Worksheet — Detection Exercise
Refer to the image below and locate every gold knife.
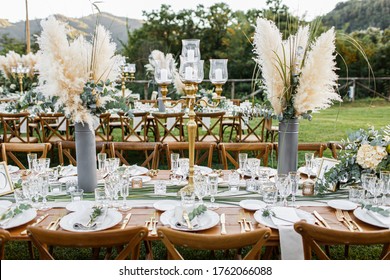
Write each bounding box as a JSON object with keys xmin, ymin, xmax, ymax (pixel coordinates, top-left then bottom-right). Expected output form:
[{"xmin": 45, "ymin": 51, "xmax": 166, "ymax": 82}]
[
  {"xmin": 220, "ymin": 213, "xmax": 227, "ymax": 235},
  {"xmin": 343, "ymin": 211, "xmax": 362, "ymax": 232},
  {"xmin": 121, "ymin": 213, "xmax": 132, "ymax": 229},
  {"xmin": 313, "ymin": 211, "xmax": 331, "ymax": 229},
  {"xmin": 21, "ymin": 214, "xmax": 49, "ymax": 235},
  {"xmin": 48, "ymin": 216, "xmax": 62, "ymax": 231}
]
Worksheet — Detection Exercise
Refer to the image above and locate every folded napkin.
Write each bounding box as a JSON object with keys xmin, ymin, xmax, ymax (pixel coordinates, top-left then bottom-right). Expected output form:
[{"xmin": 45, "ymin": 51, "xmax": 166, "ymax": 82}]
[
  {"xmin": 173, "ymin": 207, "xmax": 199, "ymax": 229},
  {"xmin": 271, "ymin": 207, "xmax": 304, "ymax": 260},
  {"xmin": 61, "ymin": 165, "xmax": 77, "ymax": 177},
  {"xmin": 366, "ymin": 208, "xmax": 390, "ymax": 228}
]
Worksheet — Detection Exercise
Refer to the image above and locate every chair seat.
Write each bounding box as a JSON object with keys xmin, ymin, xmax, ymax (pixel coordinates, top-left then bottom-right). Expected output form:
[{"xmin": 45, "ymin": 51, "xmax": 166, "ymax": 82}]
[
  {"xmin": 45, "ymin": 135, "xmax": 72, "ymax": 143},
  {"xmin": 95, "ymin": 135, "xmax": 113, "ymax": 142},
  {"xmin": 161, "ymin": 135, "xmax": 183, "ymax": 143},
  {"xmin": 124, "ymin": 135, "xmax": 148, "ymax": 142},
  {"xmin": 239, "ymin": 134, "xmax": 263, "ymax": 142},
  {"xmin": 199, "ymin": 135, "xmax": 219, "ymax": 143}
]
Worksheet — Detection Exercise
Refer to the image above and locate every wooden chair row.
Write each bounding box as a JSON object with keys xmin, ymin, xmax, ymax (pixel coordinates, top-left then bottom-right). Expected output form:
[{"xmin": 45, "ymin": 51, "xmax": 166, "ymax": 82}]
[{"xmin": 0, "ymin": 141, "xmax": 330, "ymax": 171}]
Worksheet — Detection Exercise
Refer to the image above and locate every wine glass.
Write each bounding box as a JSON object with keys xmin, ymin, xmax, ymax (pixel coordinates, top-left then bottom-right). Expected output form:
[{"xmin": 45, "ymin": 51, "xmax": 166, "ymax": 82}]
[
  {"xmin": 39, "ymin": 174, "xmax": 51, "ymax": 211},
  {"xmin": 370, "ymin": 179, "xmax": 384, "ymax": 206},
  {"xmin": 238, "ymin": 153, "xmax": 248, "ymax": 181},
  {"xmin": 361, "ymin": 173, "xmax": 377, "ymax": 203},
  {"xmin": 194, "ymin": 170, "xmax": 207, "ymax": 205},
  {"xmin": 178, "ymin": 158, "xmax": 189, "ymax": 181},
  {"xmin": 207, "ymin": 173, "xmax": 219, "ymax": 210},
  {"xmin": 170, "ymin": 153, "xmax": 180, "ymax": 184},
  {"xmin": 276, "ymin": 174, "xmax": 291, "ymax": 207},
  {"xmin": 380, "ymin": 171, "xmax": 390, "ymax": 205},
  {"xmin": 288, "ymin": 171, "xmax": 300, "ymax": 207},
  {"xmin": 119, "ymin": 175, "xmax": 130, "ymax": 211},
  {"xmin": 304, "ymin": 153, "xmax": 314, "ymax": 177},
  {"xmin": 247, "ymin": 158, "xmax": 260, "ymax": 181}
]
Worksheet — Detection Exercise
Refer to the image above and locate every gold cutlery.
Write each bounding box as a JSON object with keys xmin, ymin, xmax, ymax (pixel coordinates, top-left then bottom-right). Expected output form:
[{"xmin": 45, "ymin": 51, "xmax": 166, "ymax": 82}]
[
  {"xmin": 343, "ymin": 211, "xmax": 362, "ymax": 232},
  {"xmin": 121, "ymin": 213, "xmax": 132, "ymax": 229},
  {"xmin": 46, "ymin": 216, "xmax": 62, "ymax": 231},
  {"xmin": 335, "ymin": 209, "xmax": 354, "ymax": 231},
  {"xmin": 147, "ymin": 212, "xmax": 156, "ymax": 231},
  {"xmin": 246, "ymin": 213, "xmax": 254, "ymax": 231},
  {"xmin": 313, "ymin": 216, "xmax": 325, "ymax": 227},
  {"xmin": 150, "ymin": 219, "xmax": 158, "ymax": 236},
  {"xmin": 20, "ymin": 213, "xmax": 49, "ymax": 235},
  {"xmin": 182, "ymin": 210, "xmax": 193, "ymax": 230},
  {"xmin": 313, "ymin": 211, "xmax": 331, "ymax": 229},
  {"xmin": 239, "ymin": 210, "xmax": 250, "ymax": 232},
  {"xmin": 220, "ymin": 213, "xmax": 227, "ymax": 235}
]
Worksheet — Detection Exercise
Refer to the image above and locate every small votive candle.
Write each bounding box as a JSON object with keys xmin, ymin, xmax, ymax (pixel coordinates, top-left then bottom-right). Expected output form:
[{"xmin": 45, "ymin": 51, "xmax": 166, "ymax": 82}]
[
  {"xmin": 132, "ymin": 177, "xmax": 143, "ymax": 189},
  {"xmin": 71, "ymin": 189, "xmax": 84, "ymax": 202},
  {"xmin": 302, "ymin": 180, "xmax": 315, "ymax": 196}
]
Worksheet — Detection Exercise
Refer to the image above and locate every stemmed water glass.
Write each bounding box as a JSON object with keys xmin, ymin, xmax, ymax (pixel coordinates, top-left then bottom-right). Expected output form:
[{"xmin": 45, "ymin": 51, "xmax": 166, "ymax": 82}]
[
  {"xmin": 361, "ymin": 173, "xmax": 377, "ymax": 203},
  {"xmin": 39, "ymin": 174, "xmax": 51, "ymax": 211},
  {"xmin": 238, "ymin": 153, "xmax": 248, "ymax": 181},
  {"xmin": 194, "ymin": 170, "xmax": 207, "ymax": 205},
  {"xmin": 178, "ymin": 158, "xmax": 189, "ymax": 181},
  {"xmin": 119, "ymin": 174, "xmax": 131, "ymax": 211},
  {"xmin": 207, "ymin": 173, "xmax": 219, "ymax": 210},
  {"xmin": 247, "ymin": 158, "xmax": 260, "ymax": 181},
  {"xmin": 275, "ymin": 174, "xmax": 291, "ymax": 207},
  {"xmin": 288, "ymin": 171, "xmax": 300, "ymax": 207},
  {"xmin": 304, "ymin": 153, "xmax": 314, "ymax": 177},
  {"xmin": 380, "ymin": 171, "xmax": 390, "ymax": 205},
  {"xmin": 170, "ymin": 153, "xmax": 180, "ymax": 184},
  {"xmin": 369, "ymin": 179, "xmax": 384, "ymax": 206}
]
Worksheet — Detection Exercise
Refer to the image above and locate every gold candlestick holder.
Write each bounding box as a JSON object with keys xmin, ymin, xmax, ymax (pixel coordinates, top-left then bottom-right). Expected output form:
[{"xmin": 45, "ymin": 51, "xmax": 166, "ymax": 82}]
[{"xmin": 11, "ymin": 64, "xmax": 29, "ymax": 94}]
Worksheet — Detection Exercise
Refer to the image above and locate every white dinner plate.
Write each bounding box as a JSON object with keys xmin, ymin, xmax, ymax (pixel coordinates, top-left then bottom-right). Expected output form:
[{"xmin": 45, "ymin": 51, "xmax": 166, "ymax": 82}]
[
  {"xmin": 353, "ymin": 207, "xmax": 390, "ymax": 229},
  {"xmin": 60, "ymin": 209, "xmax": 122, "ymax": 232},
  {"xmin": 153, "ymin": 200, "xmax": 181, "ymax": 211},
  {"xmin": 0, "ymin": 207, "xmax": 37, "ymax": 229},
  {"xmin": 254, "ymin": 207, "xmax": 315, "ymax": 229},
  {"xmin": 176, "ymin": 166, "xmax": 213, "ymax": 176},
  {"xmin": 160, "ymin": 209, "xmax": 219, "ymax": 232},
  {"xmin": 59, "ymin": 176, "xmax": 78, "ymax": 183},
  {"xmin": 7, "ymin": 165, "xmax": 20, "ymax": 174},
  {"xmin": 239, "ymin": 200, "xmax": 266, "ymax": 211},
  {"xmin": 66, "ymin": 201, "xmax": 95, "ymax": 212},
  {"xmin": 0, "ymin": 200, "xmax": 12, "ymax": 209},
  {"xmin": 131, "ymin": 176, "xmax": 151, "ymax": 183},
  {"xmin": 128, "ymin": 166, "xmax": 148, "ymax": 176},
  {"xmin": 327, "ymin": 200, "xmax": 357, "ymax": 211}
]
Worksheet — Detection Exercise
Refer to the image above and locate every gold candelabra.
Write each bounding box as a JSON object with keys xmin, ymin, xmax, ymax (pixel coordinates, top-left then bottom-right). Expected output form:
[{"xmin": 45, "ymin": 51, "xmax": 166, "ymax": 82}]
[
  {"xmin": 11, "ymin": 63, "xmax": 30, "ymax": 94},
  {"xmin": 120, "ymin": 63, "xmax": 136, "ymax": 97}
]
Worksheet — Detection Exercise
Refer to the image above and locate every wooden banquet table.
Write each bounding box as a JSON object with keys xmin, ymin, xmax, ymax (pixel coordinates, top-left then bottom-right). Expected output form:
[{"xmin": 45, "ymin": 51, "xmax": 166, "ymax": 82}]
[{"xmin": 3, "ymin": 170, "xmax": 385, "ymax": 246}]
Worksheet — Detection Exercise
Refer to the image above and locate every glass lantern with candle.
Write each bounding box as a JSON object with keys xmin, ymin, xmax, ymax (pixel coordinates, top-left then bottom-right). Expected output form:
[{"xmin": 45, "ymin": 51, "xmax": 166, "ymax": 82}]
[
  {"xmin": 210, "ymin": 59, "xmax": 228, "ymax": 97},
  {"xmin": 181, "ymin": 39, "xmax": 200, "ymax": 62},
  {"xmin": 154, "ymin": 58, "xmax": 174, "ymax": 100}
]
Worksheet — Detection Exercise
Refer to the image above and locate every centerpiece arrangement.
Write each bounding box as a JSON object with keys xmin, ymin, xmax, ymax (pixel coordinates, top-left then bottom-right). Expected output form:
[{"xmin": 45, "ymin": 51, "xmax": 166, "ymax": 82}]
[
  {"xmin": 36, "ymin": 16, "xmax": 123, "ymax": 192},
  {"xmin": 253, "ymin": 18, "xmax": 342, "ymax": 173}
]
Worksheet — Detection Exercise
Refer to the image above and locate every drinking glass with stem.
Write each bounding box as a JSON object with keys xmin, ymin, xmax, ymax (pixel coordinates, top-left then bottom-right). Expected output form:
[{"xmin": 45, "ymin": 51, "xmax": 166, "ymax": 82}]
[
  {"xmin": 380, "ymin": 171, "xmax": 390, "ymax": 205},
  {"xmin": 170, "ymin": 153, "xmax": 180, "ymax": 184},
  {"xmin": 288, "ymin": 171, "xmax": 300, "ymax": 207},
  {"xmin": 39, "ymin": 174, "xmax": 51, "ymax": 211},
  {"xmin": 304, "ymin": 153, "xmax": 314, "ymax": 177},
  {"xmin": 207, "ymin": 173, "xmax": 219, "ymax": 210},
  {"xmin": 238, "ymin": 153, "xmax": 248, "ymax": 182},
  {"xmin": 275, "ymin": 174, "xmax": 291, "ymax": 207},
  {"xmin": 119, "ymin": 174, "xmax": 131, "ymax": 211},
  {"xmin": 194, "ymin": 170, "xmax": 207, "ymax": 205}
]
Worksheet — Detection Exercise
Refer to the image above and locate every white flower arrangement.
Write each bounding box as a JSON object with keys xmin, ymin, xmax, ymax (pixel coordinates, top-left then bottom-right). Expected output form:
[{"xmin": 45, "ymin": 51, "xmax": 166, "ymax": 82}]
[
  {"xmin": 356, "ymin": 144, "xmax": 387, "ymax": 170},
  {"xmin": 253, "ymin": 18, "xmax": 342, "ymax": 120},
  {"xmin": 36, "ymin": 16, "xmax": 123, "ymax": 129}
]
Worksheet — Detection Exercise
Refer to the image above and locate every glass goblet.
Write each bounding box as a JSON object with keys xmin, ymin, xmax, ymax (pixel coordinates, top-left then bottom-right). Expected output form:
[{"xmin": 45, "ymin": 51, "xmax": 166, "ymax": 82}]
[
  {"xmin": 288, "ymin": 171, "xmax": 300, "ymax": 207},
  {"xmin": 275, "ymin": 174, "xmax": 291, "ymax": 207},
  {"xmin": 207, "ymin": 173, "xmax": 219, "ymax": 210}
]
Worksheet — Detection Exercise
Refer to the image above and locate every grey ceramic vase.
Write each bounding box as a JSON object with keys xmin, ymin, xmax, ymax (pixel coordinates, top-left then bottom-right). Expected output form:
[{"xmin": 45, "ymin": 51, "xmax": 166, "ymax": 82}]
[
  {"xmin": 75, "ymin": 122, "xmax": 97, "ymax": 192},
  {"xmin": 277, "ymin": 119, "xmax": 299, "ymax": 174}
]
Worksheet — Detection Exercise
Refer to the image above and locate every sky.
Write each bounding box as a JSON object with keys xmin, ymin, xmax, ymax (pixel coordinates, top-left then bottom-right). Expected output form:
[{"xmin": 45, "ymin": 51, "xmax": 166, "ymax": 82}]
[{"xmin": 0, "ymin": 0, "xmax": 346, "ymax": 22}]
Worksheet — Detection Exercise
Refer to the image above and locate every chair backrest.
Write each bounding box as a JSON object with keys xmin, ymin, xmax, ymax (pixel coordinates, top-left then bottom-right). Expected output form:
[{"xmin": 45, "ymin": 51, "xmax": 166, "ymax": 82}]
[
  {"xmin": 0, "ymin": 229, "xmax": 11, "ymax": 260},
  {"xmin": 219, "ymin": 142, "xmax": 273, "ymax": 169},
  {"xmin": 109, "ymin": 142, "xmax": 161, "ymax": 170},
  {"xmin": 27, "ymin": 226, "xmax": 148, "ymax": 260},
  {"xmin": 195, "ymin": 111, "xmax": 225, "ymax": 143},
  {"xmin": 327, "ymin": 141, "xmax": 344, "ymax": 159},
  {"xmin": 294, "ymin": 220, "xmax": 390, "ymax": 260},
  {"xmin": 237, "ymin": 114, "xmax": 266, "ymax": 143},
  {"xmin": 95, "ymin": 113, "xmax": 111, "ymax": 142},
  {"xmin": 0, "ymin": 112, "xmax": 36, "ymax": 143},
  {"xmin": 1, "ymin": 143, "xmax": 51, "ymax": 169},
  {"xmin": 152, "ymin": 112, "xmax": 185, "ymax": 143},
  {"xmin": 119, "ymin": 112, "xmax": 148, "ymax": 142},
  {"xmin": 158, "ymin": 227, "xmax": 271, "ymax": 260},
  {"xmin": 273, "ymin": 142, "xmax": 327, "ymax": 160},
  {"xmin": 38, "ymin": 113, "xmax": 71, "ymax": 143},
  {"xmin": 57, "ymin": 141, "xmax": 108, "ymax": 166},
  {"xmin": 165, "ymin": 142, "xmax": 217, "ymax": 168}
]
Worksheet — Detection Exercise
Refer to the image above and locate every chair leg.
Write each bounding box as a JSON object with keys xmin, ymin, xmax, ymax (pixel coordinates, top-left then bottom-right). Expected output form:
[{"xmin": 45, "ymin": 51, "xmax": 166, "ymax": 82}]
[
  {"xmin": 28, "ymin": 241, "xmax": 35, "ymax": 259},
  {"xmin": 144, "ymin": 240, "xmax": 154, "ymax": 260}
]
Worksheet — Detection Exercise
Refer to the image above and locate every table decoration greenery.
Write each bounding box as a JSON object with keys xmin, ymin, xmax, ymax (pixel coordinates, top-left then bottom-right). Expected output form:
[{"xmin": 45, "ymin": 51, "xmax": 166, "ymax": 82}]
[
  {"xmin": 188, "ymin": 204, "xmax": 207, "ymax": 220},
  {"xmin": 0, "ymin": 203, "xmax": 32, "ymax": 222}
]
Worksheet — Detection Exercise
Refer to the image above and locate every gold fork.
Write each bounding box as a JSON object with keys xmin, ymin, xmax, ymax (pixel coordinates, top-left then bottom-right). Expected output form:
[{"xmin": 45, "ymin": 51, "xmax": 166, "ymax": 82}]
[
  {"xmin": 239, "ymin": 210, "xmax": 250, "ymax": 232},
  {"xmin": 343, "ymin": 211, "xmax": 363, "ymax": 232},
  {"xmin": 335, "ymin": 209, "xmax": 354, "ymax": 231},
  {"xmin": 245, "ymin": 213, "xmax": 254, "ymax": 231}
]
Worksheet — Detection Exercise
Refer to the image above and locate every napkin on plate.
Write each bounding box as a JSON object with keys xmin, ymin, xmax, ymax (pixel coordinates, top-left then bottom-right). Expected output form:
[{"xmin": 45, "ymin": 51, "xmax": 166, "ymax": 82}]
[
  {"xmin": 173, "ymin": 207, "xmax": 199, "ymax": 229},
  {"xmin": 366, "ymin": 208, "xmax": 390, "ymax": 228},
  {"xmin": 60, "ymin": 165, "xmax": 77, "ymax": 177},
  {"xmin": 270, "ymin": 207, "xmax": 304, "ymax": 260}
]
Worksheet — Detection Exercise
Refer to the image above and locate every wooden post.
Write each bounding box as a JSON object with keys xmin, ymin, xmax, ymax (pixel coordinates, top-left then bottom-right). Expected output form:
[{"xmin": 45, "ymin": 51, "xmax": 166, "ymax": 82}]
[
  {"xmin": 25, "ymin": 0, "xmax": 31, "ymax": 54},
  {"xmin": 144, "ymin": 83, "xmax": 148, "ymax": 100},
  {"xmin": 231, "ymin": 81, "xmax": 235, "ymax": 99}
]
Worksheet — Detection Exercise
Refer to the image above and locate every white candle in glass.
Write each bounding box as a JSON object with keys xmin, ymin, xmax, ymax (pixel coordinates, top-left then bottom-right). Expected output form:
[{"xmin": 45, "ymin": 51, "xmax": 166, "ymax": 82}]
[
  {"xmin": 187, "ymin": 50, "xmax": 195, "ymax": 62},
  {"xmin": 215, "ymin": 69, "xmax": 223, "ymax": 81},
  {"xmin": 185, "ymin": 66, "xmax": 193, "ymax": 80},
  {"xmin": 160, "ymin": 68, "xmax": 168, "ymax": 82}
]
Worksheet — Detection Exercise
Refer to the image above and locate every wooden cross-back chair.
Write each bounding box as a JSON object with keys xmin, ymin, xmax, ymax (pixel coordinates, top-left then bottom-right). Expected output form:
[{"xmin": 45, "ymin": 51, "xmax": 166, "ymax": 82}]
[
  {"xmin": 219, "ymin": 142, "xmax": 273, "ymax": 169},
  {"xmin": 264, "ymin": 118, "xmax": 279, "ymax": 142},
  {"xmin": 273, "ymin": 142, "xmax": 328, "ymax": 159},
  {"xmin": 152, "ymin": 112, "xmax": 185, "ymax": 143},
  {"xmin": 0, "ymin": 112, "xmax": 39, "ymax": 143},
  {"xmin": 327, "ymin": 141, "xmax": 344, "ymax": 159},
  {"xmin": 109, "ymin": 142, "xmax": 161, "ymax": 170},
  {"xmin": 95, "ymin": 113, "xmax": 112, "ymax": 142},
  {"xmin": 1, "ymin": 143, "xmax": 51, "ymax": 169},
  {"xmin": 119, "ymin": 111, "xmax": 149, "ymax": 142},
  {"xmin": 38, "ymin": 113, "xmax": 72, "ymax": 144},
  {"xmin": 158, "ymin": 227, "xmax": 271, "ymax": 260},
  {"xmin": 27, "ymin": 226, "xmax": 148, "ymax": 260},
  {"xmin": 165, "ymin": 142, "xmax": 217, "ymax": 169},
  {"xmin": 294, "ymin": 220, "xmax": 390, "ymax": 260},
  {"xmin": 195, "ymin": 111, "xmax": 225, "ymax": 143},
  {"xmin": 237, "ymin": 114, "xmax": 266, "ymax": 143},
  {"xmin": 57, "ymin": 141, "xmax": 109, "ymax": 166},
  {"xmin": 0, "ymin": 229, "xmax": 11, "ymax": 260}
]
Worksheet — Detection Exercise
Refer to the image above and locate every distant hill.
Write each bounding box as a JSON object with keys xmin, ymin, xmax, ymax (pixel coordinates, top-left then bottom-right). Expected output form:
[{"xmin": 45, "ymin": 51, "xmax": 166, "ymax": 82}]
[
  {"xmin": 0, "ymin": 12, "xmax": 143, "ymax": 48},
  {"xmin": 322, "ymin": 0, "xmax": 390, "ymax": 32}
]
